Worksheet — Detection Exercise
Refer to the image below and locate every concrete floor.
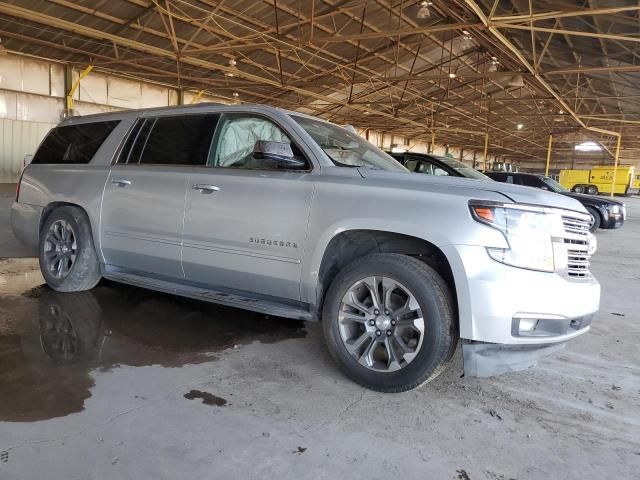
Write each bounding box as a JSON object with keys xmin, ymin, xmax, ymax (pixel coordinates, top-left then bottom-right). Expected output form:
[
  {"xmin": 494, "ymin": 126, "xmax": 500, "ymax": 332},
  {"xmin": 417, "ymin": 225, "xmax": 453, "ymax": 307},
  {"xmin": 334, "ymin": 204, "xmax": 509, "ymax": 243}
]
[{"xmin": 0, "ymin": 198, "xmax": 639, "ymax": 480}]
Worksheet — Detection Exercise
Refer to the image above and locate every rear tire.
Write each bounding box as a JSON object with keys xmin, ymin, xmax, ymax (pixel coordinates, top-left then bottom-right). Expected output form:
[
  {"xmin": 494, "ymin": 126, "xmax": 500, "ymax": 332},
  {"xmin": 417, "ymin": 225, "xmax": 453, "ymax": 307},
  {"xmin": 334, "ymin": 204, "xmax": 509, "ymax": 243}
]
[
  {"xmin": 586, "ymin": 206, "xmax": 601, "ymax": 232},
  {"xmin": 39, "ymin": 206, "xmax": 101, "ymax": 292},
  {"xmin": 586, "ymin": 185, "xmax": 598, "ymax": 195},
  {"xmin": 322, "ymin": 253, "xmax": 457, "ymax": 393},
  {"xmin": 573, "ymin": 184, "xmax": 586, "ymax": 194}
]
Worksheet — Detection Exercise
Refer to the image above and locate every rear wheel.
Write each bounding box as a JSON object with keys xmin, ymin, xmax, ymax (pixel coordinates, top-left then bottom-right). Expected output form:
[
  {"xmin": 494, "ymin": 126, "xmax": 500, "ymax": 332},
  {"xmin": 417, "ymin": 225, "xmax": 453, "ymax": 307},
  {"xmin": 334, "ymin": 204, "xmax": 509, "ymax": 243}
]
[
  {"xmin": 39, "ymin": 206, "xmax": 101, "ymax": 292},
  {"xmin": 586, "ymin": 206, "xmax": 601, "ymax": 232},
  {"xmin": 586, "ymin": 185, "xmax": 599, "ymax": 195},
  {"xmin": 322, "ymin": 253, "xmax": 457, "ymax": 393},
  {"xmin": 573, "ymin": 184, "xmax": 586, "ymax": 194}
]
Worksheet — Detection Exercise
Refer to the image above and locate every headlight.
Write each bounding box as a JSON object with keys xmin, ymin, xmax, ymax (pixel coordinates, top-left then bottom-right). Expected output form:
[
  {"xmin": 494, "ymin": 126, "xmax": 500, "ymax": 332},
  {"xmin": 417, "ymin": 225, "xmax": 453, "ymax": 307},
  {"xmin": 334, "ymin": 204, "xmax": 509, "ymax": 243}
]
[
  {"xmin": 469, "ymin": 201, "xmax": 564, "ymax": 272},
  {"xmin": 609, "ymin": 204, "xmax": 620, "ymax": 214}
]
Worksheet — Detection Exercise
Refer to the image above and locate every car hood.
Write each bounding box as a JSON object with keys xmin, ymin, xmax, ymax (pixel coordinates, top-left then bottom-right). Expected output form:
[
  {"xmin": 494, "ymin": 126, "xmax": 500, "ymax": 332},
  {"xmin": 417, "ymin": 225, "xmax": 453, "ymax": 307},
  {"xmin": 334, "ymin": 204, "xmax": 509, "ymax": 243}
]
[
  {"xmin": 561, "ymin": 191, "xmax": 622, "ymax": 206},
  {"xmin": 358, "ymin": 168, "xmax": 587, "ymax": 213}
]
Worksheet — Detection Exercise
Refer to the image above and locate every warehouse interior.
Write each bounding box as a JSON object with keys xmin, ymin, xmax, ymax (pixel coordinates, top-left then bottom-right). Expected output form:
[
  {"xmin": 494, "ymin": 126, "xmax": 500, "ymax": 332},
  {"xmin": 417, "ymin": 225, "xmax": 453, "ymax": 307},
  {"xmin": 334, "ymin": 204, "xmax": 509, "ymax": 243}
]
[{"xmin": 1, "ymin": 1, "xmax": 639, "ymax": 479}]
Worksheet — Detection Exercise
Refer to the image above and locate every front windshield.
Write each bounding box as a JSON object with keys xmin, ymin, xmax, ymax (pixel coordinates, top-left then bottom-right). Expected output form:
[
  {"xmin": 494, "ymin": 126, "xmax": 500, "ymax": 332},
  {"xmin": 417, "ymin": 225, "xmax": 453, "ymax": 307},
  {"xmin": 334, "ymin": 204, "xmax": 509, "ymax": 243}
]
[
  {"xmin": 435, "ymin": 156, "xmax": 491, "ymax": 180},
  {"xmin": 291, "ymin": 115, "xmax": 407, "ymax": 172},
  {"xmin": 542, "ymin": 176, "xmax": 569, "ymax": 193}
]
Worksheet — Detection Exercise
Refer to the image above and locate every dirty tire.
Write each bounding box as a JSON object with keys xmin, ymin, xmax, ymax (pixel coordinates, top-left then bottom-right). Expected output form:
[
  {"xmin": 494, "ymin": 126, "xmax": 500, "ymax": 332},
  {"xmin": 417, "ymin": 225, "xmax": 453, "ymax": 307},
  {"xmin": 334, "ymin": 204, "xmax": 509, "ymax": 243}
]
[
  {"xmin": 322, "ymin": 253, "xmax": 457, "ymax": 393},
  {"xmin": 586, "ymin": 206, "xmax": 601, "ymax": 233},
  {"xmin": 39, "ymin": 206, "xmax": 101, "ymax": 292}
]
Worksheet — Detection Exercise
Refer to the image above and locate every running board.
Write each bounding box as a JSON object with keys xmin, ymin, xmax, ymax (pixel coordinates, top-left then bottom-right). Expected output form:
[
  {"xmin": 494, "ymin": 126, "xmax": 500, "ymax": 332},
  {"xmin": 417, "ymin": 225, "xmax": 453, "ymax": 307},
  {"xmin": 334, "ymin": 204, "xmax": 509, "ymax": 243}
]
[{"xmin": 103, "ymin": 271, "xmax": 314, "ymax": 321}]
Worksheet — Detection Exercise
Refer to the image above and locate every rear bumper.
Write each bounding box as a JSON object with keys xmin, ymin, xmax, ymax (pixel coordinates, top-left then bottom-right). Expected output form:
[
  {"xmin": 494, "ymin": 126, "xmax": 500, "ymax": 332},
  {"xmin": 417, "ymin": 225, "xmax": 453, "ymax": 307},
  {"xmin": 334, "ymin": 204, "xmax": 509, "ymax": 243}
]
[{"xmin": 10, "ymin": 202, "xmax": 42, "ymax": 255}]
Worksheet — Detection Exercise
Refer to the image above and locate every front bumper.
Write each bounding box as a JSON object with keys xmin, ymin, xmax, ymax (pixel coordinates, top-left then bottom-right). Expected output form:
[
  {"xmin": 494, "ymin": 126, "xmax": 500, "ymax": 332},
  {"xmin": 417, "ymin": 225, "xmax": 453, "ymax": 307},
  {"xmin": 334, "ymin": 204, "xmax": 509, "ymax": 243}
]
[
  {"xmin": 442, "ymin": 244, "xmax": 600, "ymax": 346},
  {"xmin": 601, "ymin": 211, "xmax": 624, "ymax": 229},
  {"xmin": 462, "ymin": 342, "xmax": 566, "ymax": 378}
]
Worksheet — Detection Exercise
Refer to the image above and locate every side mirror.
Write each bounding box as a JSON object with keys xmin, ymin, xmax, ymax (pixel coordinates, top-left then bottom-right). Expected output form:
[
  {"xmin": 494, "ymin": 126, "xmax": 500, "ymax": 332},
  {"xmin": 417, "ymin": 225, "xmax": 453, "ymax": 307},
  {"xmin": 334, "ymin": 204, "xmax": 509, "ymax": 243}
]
[
  {"xmin": 541, "ymin": 186, "xmax": 549, "ymax": 190},
  {"xmin": 252, "ymin": 140, "xmax": 306, "ymax": 169},
  {"xmin": 23, "ymin": 154, "xmax": 33, "ymax": 167}
]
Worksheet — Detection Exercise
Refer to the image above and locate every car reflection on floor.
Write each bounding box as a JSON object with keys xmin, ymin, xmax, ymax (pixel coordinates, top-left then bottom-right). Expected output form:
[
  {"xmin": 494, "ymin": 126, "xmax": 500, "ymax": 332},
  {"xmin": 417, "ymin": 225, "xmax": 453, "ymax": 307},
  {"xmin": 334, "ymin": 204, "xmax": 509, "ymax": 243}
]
[{"xmin": 0, "ymin": 277, "xmax": 306, "ymax": 422}]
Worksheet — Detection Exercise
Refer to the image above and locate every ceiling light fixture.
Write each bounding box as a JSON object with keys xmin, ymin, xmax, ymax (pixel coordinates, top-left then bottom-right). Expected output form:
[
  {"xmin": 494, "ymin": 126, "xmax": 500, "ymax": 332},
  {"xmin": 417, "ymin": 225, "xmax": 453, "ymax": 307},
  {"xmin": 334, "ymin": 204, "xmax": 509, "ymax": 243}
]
[
  {"xmin": 232, "ymin": 92, "xmax": 239, "ymax": 98},
  {"xmin": 575, "ymin": 141, "xmax": 602, "ymax": 152},
  {"xmin": 228, "ymin": 58, "xmax": 237, "ymax": 67},
  {"xmin": 448, "ymin": 72, "xmax": 456, "ymax": 79},
  {"xmin": 517, "ymin": 123, "xmax": 524, "ymax": 130},
  {"xmin": 416, "ymin": 1, "xmax": 433, "ymax": 19}
]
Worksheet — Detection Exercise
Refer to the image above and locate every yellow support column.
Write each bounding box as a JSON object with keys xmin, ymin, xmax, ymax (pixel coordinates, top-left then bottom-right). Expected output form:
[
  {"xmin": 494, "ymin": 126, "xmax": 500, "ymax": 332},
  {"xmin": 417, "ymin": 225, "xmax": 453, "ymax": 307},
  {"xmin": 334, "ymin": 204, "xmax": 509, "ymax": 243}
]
[
  {"xmin": 545, "ymin": 134, "xmax": 553, "ymax": 176},
  {"xmin": 482, "ymin": 132, "xmax": 489, "ymax": 172},
  {"xmin": 610, "ymin": 135, "xmax": 622, "ymax": 198},
  {"xmin": 190, "ymin": 90, "xmax": 205, "ymax": 104},
  {"xmin": 66, "ymin": 65, "xmax": 93, "ymax": 112}
]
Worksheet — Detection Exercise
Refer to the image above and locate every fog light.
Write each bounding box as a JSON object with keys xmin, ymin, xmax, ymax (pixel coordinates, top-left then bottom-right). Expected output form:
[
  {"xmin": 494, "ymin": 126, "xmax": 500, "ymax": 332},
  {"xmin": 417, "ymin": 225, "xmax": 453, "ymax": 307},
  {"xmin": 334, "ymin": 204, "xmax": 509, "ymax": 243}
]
[{"xmin": 519, "ymin": 318, "xmax": 538, "ymax": 334}]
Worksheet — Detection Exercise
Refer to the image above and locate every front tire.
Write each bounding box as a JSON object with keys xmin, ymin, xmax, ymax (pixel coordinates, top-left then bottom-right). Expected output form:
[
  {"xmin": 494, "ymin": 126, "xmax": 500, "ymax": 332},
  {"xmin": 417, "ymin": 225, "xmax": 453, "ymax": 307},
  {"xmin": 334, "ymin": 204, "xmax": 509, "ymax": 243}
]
[
  {"xmin": 586, "ymin": 185, "xmax": 598, "ymax": 195},
  {"xmin": 322, "ymin": 253, "xmax": 457, "ymax": 393},
  {"xmin": 573, "ymin": 184, "xmax": 586, "ymax": 194},
  {"xmin": 39, "ymin": 206, "xmax": 101, "ymax": 292},
  {"xmin": 586, "ymin": 206, "xmax": 601, "ymax": 232}
]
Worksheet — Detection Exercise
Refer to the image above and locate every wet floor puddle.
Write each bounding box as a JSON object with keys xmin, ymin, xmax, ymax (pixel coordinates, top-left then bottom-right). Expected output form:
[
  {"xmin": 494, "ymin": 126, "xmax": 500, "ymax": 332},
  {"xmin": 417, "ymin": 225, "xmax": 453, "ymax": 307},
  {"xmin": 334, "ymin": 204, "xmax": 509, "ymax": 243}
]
[
  {"xmin": 184, "ymin": 389, "xmax": 228, "ymax": 407},
  {"xmin": 0, "ymin": 258, "xmax": 306, "ymax": 422}
]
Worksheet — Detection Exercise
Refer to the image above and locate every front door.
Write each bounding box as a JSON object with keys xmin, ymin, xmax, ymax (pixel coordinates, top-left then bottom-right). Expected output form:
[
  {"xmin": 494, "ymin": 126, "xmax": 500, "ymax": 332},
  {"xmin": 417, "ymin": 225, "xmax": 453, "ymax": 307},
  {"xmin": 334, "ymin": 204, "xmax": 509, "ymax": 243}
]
[
  {"xmin": 100, "ymin": 113, "xmax": 218, "ymax": 278},
  {"xmin": 181, "ymin": 113, "xmax": 315, "ymax": 301}
]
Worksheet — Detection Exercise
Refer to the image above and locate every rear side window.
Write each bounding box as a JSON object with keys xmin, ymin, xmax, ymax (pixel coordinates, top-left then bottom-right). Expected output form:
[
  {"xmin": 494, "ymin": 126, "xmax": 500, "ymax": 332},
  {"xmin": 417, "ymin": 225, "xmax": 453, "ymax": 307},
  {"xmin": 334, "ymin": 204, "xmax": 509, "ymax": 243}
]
[
  {"xmin": 517, "ymin": 175, "xmax": 542, "ymax": 188},
  {"xmin": 31, "ymin": 121, "xmax": 119, "ymax": 164},
  {"xmin": 119, "ymin": 118, "xmax": 154, "ymax": 164},
  {"xmin": 137, "ymin": 114, "xmax": 218, "ymax": 166}
]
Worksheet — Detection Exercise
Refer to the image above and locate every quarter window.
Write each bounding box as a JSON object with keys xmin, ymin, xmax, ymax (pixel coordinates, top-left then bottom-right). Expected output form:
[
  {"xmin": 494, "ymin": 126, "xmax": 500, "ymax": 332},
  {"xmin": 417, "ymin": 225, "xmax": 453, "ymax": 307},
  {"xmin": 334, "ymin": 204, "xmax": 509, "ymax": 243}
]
[
  {"xmin": 32, "ymin": 120, "xmax": 119, "ymax": 164},
  {"xmin": 137, "ymin": 114, "xmax": 218, "ymax": 166}
]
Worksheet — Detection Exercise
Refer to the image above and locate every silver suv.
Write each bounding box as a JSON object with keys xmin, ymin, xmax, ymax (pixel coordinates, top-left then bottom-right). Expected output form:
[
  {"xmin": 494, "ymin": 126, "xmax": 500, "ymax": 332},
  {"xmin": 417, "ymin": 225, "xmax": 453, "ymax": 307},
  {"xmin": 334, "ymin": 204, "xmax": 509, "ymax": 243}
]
[{"xmin": 11, "ymin": 104, "xmax": 600, "ymax": 392}]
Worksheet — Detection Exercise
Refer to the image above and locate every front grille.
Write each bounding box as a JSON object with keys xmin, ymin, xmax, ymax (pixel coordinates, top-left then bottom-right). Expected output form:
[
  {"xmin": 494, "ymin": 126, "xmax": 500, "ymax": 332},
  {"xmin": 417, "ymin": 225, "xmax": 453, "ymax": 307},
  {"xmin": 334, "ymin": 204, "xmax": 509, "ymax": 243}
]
[{"xmin": 561, "ymin": 215, "xmax": 592, "ymax": 279}]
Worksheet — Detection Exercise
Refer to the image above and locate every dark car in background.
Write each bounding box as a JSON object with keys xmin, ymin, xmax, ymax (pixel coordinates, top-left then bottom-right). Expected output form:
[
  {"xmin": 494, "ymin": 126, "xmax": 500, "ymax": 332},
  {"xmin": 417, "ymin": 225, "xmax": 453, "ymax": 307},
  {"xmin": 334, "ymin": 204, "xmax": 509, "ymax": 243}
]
[
  {"xmin": 389, "ymin": 152, "xmax": 491, "ymax": 181},
  {"xmin": 485, "ymin": 172, "xmax": 625, "ymax": 232}
]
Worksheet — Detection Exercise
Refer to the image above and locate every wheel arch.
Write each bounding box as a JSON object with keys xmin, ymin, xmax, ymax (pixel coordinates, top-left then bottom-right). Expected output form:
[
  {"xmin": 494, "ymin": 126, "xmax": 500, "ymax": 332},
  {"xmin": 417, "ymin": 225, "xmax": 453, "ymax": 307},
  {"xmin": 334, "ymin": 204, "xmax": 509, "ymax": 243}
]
[
  {"xmin": 313, "ymin": 229, "xmax": 458, "ymax": 325},
  {"xmin": 40, "ymin": 202, "xmax": 98, "ymax": 249}
]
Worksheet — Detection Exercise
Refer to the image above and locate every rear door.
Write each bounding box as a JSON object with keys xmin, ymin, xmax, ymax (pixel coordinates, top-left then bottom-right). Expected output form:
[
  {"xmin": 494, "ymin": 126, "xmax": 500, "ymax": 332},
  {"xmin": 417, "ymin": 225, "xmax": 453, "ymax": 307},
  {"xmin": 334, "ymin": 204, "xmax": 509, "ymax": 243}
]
[
  {"xmin": 100, "ymin": 113, "xmax": 218, "ymax": 278},
  {"xmin": 181, "ymin": 112, "xmax": 315, "ymax": 301}
]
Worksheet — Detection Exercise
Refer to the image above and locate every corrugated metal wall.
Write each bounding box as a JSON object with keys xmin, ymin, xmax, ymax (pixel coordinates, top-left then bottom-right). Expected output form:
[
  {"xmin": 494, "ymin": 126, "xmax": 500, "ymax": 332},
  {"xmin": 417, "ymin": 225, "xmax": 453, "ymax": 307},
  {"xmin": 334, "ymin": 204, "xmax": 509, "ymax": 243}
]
[
  {"xmin": 0, "ymin": 53, "xmax": 190, "ymax": 183},
  {"xmin": 0, "ymin": 118, "xmax": 54, "ymax": 183}
]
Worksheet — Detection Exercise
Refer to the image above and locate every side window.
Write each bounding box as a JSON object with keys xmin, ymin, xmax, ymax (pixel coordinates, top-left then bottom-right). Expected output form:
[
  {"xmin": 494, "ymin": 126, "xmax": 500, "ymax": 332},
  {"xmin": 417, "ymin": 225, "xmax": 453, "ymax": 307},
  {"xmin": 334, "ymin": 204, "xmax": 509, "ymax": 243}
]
[
  {"xmin": 518, "ymin": 175, "xmax": 540, "ymax": 188},
  {"xmin": 506, "ymin": 175, "xmax": 514, "ymax": 184},
  {"xmin": 32, "ymin": 120, "xmax": 120, "ymax": 164},
  {"xmin": 211, "ymin": 114, "xmax": 306, "ymax": 170},
  {"xmin": 138, "ymin": 114, "xmax": 218, "ymax": 166},
  {"xmin": 404, "ymin": 159, "xmax": 418, "ymax": 172},
  {"xmin": 415, "ymin": 161, "xmax": 434, "ymax": 175},
  {"xmin": 433, "ymin": 166, "xmax": 450, "ymax": 176},
  {"xmin": 117, "ymin": 119, "xmax": 144, "ymax": 164}
]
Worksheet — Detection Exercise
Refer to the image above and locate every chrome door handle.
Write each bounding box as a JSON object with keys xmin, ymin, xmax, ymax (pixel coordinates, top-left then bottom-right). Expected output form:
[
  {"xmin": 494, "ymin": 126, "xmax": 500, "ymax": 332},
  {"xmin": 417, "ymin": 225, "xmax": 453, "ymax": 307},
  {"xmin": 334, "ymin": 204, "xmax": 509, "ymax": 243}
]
[
  {"xmin": 111, "ymin": 179, "xmax": 131, "ymax": 187},
  {"xmin": 192, "ymin": 184, "xmax": 220, "ymax": 193}
]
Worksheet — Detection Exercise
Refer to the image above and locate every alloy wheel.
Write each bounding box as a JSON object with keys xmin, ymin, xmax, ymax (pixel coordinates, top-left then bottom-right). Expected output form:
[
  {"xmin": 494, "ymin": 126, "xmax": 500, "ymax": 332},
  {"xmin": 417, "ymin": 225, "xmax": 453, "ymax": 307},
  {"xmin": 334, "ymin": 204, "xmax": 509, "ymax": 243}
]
[
  {"xmin": 43, "ymin": 220, "xmax": 78, "ymax": 279},
  {"xmin": 337, "ymin": 276, "xmax": 425, "ymax": 372}
]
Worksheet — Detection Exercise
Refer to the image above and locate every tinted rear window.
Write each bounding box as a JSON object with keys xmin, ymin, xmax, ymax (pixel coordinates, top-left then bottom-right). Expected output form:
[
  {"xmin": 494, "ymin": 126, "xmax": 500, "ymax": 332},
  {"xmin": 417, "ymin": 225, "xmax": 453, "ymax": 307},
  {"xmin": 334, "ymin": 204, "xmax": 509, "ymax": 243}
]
[
  {"xmin": 138, "ymin": 114, "xmax": 218, "ymax": 166},
  {"xmin": 32, "ymin": 121, "xmax": 120, "ymax": 164}
]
